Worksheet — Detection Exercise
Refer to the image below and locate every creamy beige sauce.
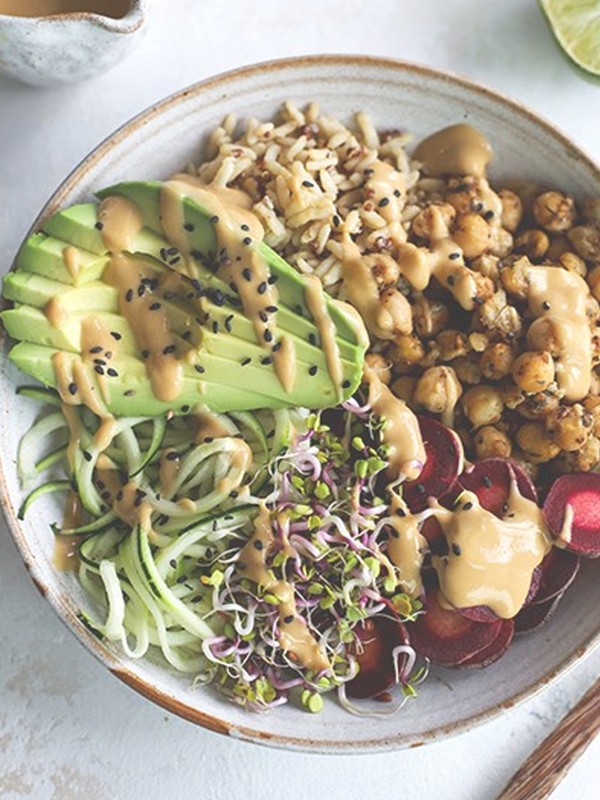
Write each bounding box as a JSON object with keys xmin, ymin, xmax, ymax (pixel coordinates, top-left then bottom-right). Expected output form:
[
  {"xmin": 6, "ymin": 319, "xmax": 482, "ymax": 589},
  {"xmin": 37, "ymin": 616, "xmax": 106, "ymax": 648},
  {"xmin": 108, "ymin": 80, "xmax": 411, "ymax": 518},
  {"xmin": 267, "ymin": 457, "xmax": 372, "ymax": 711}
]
[
  {"xmin": 432, "ymin": 486, "xmax": 552, "ymax": 619},
  {"xmin": 93, "ymin": 415, "xmax": 117, "ymax": 451},
  {"xmin": 53, "ymin": 353, "xmax": 106, "ymax": 416},
  {"xmin": 339, "ymin": 234, "xmax": 391, "ymax": 340},
  {"xmin": 237, "ymin": 505, "xmax": 329, "ymax": 672},
  {"xmin": 98, "ymin": 195, "xmax": 144, "ymax": 253},
  {"xmin": 53, "ymin": 490, "xmax": 84, "ymax": 571},
  {"xmin": 0, "ymin": 0, "xmax": 130, "ymax": 16},
  {"xmin": 397, "ymin": 206, "xmax": 478, "ymax": 310},
  {"xmin": 215, "ymin": 441, "xmax": 253, "ymax": 496},
  {"xmin": 526, "ymin": 266, "xmax": 592, "ymax": 402},
  {"xmin": 386, "ymin": 494, "xmax": 426, "ymax": 597},
  {"xmin": 194, "ymin": 410, "xmax": 233, "ymax": 442},
  {"xmin": 101, "ymin": 474, "xmax": 151, "ymax": 528},
  {"xmin": 437, "ymin": 366, "xmax": 463, "ymax": 428},
  {"xmin": 62, "ymin": 245, "xmax": 81, "ymax": 282},
  {"xmin": 80, "ymin": 314, "xmax": 117, "ymax": 358},
  {"xmin": 414, "ymin": 124, "xmax": 493, "ymax": 178},
  {"xmin": 103, "ymin": 254, "xmax": 183, "ymax": 402},
  {"xmin": 159, "ymin": 449, "xmax": 181, "ymax": 496},
  {"xmin": 363, "ymin": 364, "xmax": 425, "ymax": 481},
  {"xmin": 44, "ymin": 295, "xmax": 67, "ymax": 328},
  {"xmin": 304, "ymin": 275, "xmax": 343, "ymax": 397}
]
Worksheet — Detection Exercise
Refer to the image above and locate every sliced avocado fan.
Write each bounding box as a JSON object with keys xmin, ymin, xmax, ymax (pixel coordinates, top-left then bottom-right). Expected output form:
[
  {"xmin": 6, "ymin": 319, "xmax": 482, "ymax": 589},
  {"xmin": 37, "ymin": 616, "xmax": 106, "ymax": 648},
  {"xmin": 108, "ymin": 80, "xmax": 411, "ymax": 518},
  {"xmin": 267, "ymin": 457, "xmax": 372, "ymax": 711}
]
[{"xmin": 2, "ymin": 180, "xmax": 368, "ymax": 417}]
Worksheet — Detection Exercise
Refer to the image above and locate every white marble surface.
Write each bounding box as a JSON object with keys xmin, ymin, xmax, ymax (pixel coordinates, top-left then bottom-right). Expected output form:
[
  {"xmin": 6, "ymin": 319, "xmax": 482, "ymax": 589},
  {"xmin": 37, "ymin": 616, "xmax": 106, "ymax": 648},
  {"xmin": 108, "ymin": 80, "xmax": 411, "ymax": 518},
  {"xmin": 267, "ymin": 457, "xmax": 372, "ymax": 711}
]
[{"xmin": 1, "ymin": 1, "xmax": 600, "ymax": 798}]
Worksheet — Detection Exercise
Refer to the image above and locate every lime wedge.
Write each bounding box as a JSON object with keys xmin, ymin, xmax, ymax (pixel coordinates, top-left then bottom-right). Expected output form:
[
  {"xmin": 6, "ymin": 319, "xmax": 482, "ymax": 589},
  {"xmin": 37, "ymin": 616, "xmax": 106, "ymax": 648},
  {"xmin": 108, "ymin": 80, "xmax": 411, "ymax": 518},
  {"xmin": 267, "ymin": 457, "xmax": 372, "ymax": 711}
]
[{"xmin": 539, "ymin": 0, "xmax": 600, "ymax": 76}]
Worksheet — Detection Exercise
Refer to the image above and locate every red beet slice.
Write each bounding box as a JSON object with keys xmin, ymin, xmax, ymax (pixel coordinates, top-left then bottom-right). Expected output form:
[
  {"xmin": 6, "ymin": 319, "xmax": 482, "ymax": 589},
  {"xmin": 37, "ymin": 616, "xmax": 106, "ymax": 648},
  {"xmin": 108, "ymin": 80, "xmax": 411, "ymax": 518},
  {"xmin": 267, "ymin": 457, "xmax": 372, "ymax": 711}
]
[
  {"xmin": 458, "ymin": 620, "xmax": 515, "ymax": 668},
  {"xmin": 420, "ymin": 516, "xmax": 446, "ymax": 554},
  {"xmin": 543, "ymin": 473, "xmax": 600, "ymax": 557},
  {"xmin": 402, "ymin": 417, "xmax": 464, "ymax": 512},
  {"xmin": 515, "ymin": 595, "xmax": 562, "ymax": 634},
  {"xmin": 409, "ymin": 589, "xmax": 503, "ymax": 667},
  {"xmin": 346, "ymin": 614, "xmax": 410, "ymax": 699},
  {"xmin": 531, "ymin": 549, "xmax": 580, "ymax": 605},
  {"xmin": 458, "ymin": 458, "xmax": 537, "ymax": 518}
]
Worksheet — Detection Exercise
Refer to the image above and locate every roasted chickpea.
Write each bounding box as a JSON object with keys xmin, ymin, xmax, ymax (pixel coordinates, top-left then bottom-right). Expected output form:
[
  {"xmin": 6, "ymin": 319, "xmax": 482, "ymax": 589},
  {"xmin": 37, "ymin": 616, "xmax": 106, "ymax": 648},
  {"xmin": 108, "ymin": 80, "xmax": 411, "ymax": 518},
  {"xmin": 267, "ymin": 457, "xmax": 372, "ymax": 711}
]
[
  {"xmin": 567, "ymin": 225, "xmax": 600, "ymax": 263},
  {"xmin": 452, "ymin": 357, "xmax": 482, "ymax": 385},
  {"xmin": 470, "ymin": 254, "xmax": 500, "ymax": 281},
  {"xmin": 499, "ymin": 255, "xmax": 531, "ymax": 300},
  {"xmin": 436, "ymin": 329, "xmax": 469, "ymax": 361},
  {"xmin": 452, "ymin": 213, "xmax": 491, "ymax": 259},
  {"xmin": 480, "ymin": 342, "xmax": 515, "ymax": 381},
  {"xmin": 583, "ymin": 396, "xmax": 600, "ymax": 436},
  {"xmin": 476, "ymin": 291, "xmax": 523, "ymax": 340},
  {"xmin": 563, "ymin": 435, "xmax": 600, "ymax": 472},
  {"xmin": 514, "ymin": 229, "xmax": 550, "ymax": 260},
  {"xmin": 474, "ymin": 426, "xmax": 512, "ymax": 459},
  {"xmin": 390, "ymin": 375, "xmax": 417, "ymax": 404},
  {"xmin": 546, "ymin": 404, "xmax": 593, "ymax": 451},
  {"xmin": 488, "ymin": 226, "xmax": 514, "ymax": 258},
  {"xmin": 533, "ymin": 191, "xmax": 576, "ymax": 232},
  {"xmin": 377, "ymin": 288, "xmax": 413, "ymax": 336},
  {"xmin": 500, "ymin": 381, "xmax": 526, "ymax": 410},
  {"xmin": 412, "ymin": 296, "xmax": 449, "ymax": 338},
  {"xmin": 546, "ymin": 236, "xmax": 571, "ymax": 261},
  {"xmin": 461, "ymin": 385, "xmax": 504, "ymax": 428},
  {"xmin": 517, "ymin": 391, "xmax": 560, "ymax": 420},
  {"xmin": 445, "ymin": 177, "xmax": 482, "ymax": 215},
  {"xmin": 389, "ymin": 333, "xmax": 426, "ymax": 366},
  {"xmin": 516, "ymin": 422, "xmax": 560, "ymax": 463},
  {"xmin": 411, "ymin": 203, "xmax": 455, "ymax": 240},
  {"xmin": 527, "ymin": 318, "xmax": 562, "ymax": 359},
  {"xmin": 582, "ymin": 198, "xmax": 600, "ymax": 225},
  {"xmin": 468, "ymin": 332, "xmax": 488, "ymax": 353},
  {"xmin": 365, "ymin": 253, "xmax": 400, "ymax": 288},
  {"xmin": 558, "ymin": 251, "xmax": 586, "ymax": 277},
  {"xmin": 511, "ymin": 351, "xmax": 555, "ymax": 393},
  {"xmin": 498, "ymin": 189, "xmax": 524, "ymax": 232},
  {"xmin": 365, "ymin": 353, "xmax": 392, "ymax": 384},
  {"xmin": 586, "ymin": 297, "xmax": 600, "ymax": 326},
  {"xmin": 413, "ymin": 366, "xmax": 462, "ymax": 417},
  {"xmin": 587, "ymin": 266, "xmax": 600, "ymax": 301}
]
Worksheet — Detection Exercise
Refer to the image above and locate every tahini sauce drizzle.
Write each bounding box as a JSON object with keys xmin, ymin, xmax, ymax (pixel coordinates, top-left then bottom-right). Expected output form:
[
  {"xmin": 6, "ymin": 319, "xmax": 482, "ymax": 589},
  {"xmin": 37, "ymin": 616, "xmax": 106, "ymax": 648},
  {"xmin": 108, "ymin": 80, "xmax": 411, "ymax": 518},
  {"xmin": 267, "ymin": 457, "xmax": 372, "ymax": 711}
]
[
  {"xmin": 237, "ymin": 505, "xmax": 329, "ymax": 672},
  {"xmin": 62, "ymin": 245, "xmax": 81, "ymax": 283},
  {"xmin": 363, "ymin": 364, "xmax": 425, "ymax": 481},
  {"xmin": 53, "ymin": 489, "xmax": 85, "ymax": 571},
  {"xmin": 304, "ymin": 274, "xmax": 343, "ymax": 398},
  {"xmin": 526, "ymin": 266, "xmax": 592, "ymax": 402},
  {"xmin": 413, "ymin": 124, "xmax": 493, "ymax": 178},
  {"xmin": 97, "ymin": 195, "xmax": 144, "ymax": 253},
  {"xmin": 432, "ymin": 486, "xmax": 552, "ymax": 619},
  {"xmin": 386, "ymin": 495, "xmax": 426, "ymax": 597}
]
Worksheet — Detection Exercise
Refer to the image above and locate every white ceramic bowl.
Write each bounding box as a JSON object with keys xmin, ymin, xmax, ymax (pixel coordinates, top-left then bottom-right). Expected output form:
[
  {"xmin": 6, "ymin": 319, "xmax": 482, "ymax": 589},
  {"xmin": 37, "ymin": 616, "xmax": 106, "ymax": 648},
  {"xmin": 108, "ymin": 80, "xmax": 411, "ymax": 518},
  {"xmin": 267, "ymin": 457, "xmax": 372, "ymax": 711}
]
[
  {"xmin": 0, "ymin": 1, "xmax": 149, "ymax": 86},
  {"xmin": 2, "ymin": 55, "xmax": 600, "ymax": 753}
]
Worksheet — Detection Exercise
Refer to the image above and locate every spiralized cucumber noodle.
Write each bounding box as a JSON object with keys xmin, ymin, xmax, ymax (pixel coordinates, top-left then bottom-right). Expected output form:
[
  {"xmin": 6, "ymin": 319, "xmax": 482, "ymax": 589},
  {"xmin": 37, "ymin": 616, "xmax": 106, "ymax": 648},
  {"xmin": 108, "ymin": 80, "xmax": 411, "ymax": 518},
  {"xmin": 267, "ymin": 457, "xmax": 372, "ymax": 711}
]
[{"xmin": 18, "ymin": 385, "xmax": 427, "ymax": 714}]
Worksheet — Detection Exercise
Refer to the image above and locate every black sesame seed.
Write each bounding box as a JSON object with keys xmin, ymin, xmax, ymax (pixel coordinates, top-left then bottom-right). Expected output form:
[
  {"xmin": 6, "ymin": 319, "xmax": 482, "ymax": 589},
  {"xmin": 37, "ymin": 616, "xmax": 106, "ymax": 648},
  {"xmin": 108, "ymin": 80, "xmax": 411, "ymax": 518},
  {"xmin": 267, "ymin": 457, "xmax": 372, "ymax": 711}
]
[
  {"xmin": 241, "ymin": 357, "xmax": 251, "ymax": 366},
  {"xmin": 447, "ymin": 275, "xmax": 456, "ymax": 286},
  {"xmin": 225, "ymin": 314, "xmax": 234, "ymax": 333},
  {"xmin": 150, "ymin": 302, "xmax": 161, "ymax": 311},
  {"xmin": 83, "ymin": 450, "xmax": 92, "ymax": 462},
  {"xmin": 93, "ymin": 358, "xmax": 106, "ymax": 366},
  {"xmin": 204, "ymin": 436, "xmax": 214, "ymax": 443},
  {"xmin": 163, "ymin": 344, "xmax": 176, "ymax": 355},
  {"xmin": 68, "ymin": 382, "xmax": 77, "ymax": 395},
  {"xmin": 259, "ymin": 310, "xmax": 268, "ymax": 323},
  {"xmin": 212, "ymin": 321, "xmax": 219, "ymax": 334},
  {"xmin": 308, "ymin": 332, "xmax": 317, "ymax": 345},
  {"xmin": 89, "ymin": 345, "xmax": 103, "ymax": 354},
  {"xmin": 272, "ymin": 341, "xmax": 282, "ymax": 352},
  {"xmin": 184, "ymin": 222, "xmax": 195, "ymax": 232},
  {"xmin": 166, "ymin": 451, "xmax": 179, "ymax": 461},
  {"xmin": 194, "ymin": 364, "xmax": 205, "ymax": 374},
  {"xmin": 105, "ymin": 351, "xmax": 113, "ymax": 360},
  {"xmin": 463, "ymin": 502, "xmax": 473, "ymax": 511},
  {"xmin": 96, "ymin": 480, "xmax": 105, "ymax": 490},
  {"xmin": 393, "ymin": 189, "xmax": 401, "ymax": 197},
  {"xmin": 95, "ymin": 221, "xmax": 104, "ymax": 230},
  {"xmin": 257, "ymin": 281, "xmax": 267, "ymax": 294},
  {"xmin": 284, "ymin": 615, "xmax": 294, "ymax": 624},
  {"xmin": 302, "ymin": 180, "xmax": 315, "ymax": 188},
  {"xmin": 449, "ymin": 252, "xmax": 461, "ymax": 260},
  {"xmin": 101, "ymin": 490, "xmax": 111, "ymax": 501},
  {"xmin": 210, "ymin": 215, "xmax": 219, "ymax": 224},
  {"xmin": 264, "ymin": 329, "xmax": 273, "ymax": 343},
  {"xmin": 107, "ymin": 368, "xmax": 118, "ymax": 378},
  {"xmin": 243, "ymin": 236, "xmax": 252, "ymax": 246},
  {"xmin": 452, "ymin": 543, "xmax": 462, "ymax": 556},
  {"xmin": 110, "ymin": 331, "xmax": 122, "ymax": 341},
  {"xmin": 241, "ymin": 224, "xmax": 250, "ymax": 231},
  {"xmin": 415, "ymin": 483, "xmax": 426, "ymax": 495},
  {"xmin": 342, "ymin": 379, "xmax": 351, "ymax": 389},
  {"xmin": 242, "ymin": 268, "xmax": 252, "ymax": 281},
  {"xmin": 253, "ymin": 539, "xmax": 264, "ymax": 550},
  {"xmin": 542, "ymin": 301, "xmax": 551, "ymax": 310},
  {"xmin": 483, "ymin": 476, "xmax": 492, "ymax": 488},
  {"xmin": 267, "ymin": 275, "xmax": 277, "ymax": 285},
  {"xmin": 166, "ymin": 247, "xmax": 178, "ymax": 256},
  {"xmin": 137, "ymin": 284, "xmax": 146, "ymax": 297},
  {"xmin": 94, "ymin": 365, "xmax": 105, "ymax": 376},
  {"xmin": 396, "ymin": 507, "xmax": 407, "ymax": 517},
  {"xmin": 265, "ymin": 305, "xmax": 278, "ymax": 313},
  {"xmin": 141, "ymin": 350, "xmax": 150, "ymax": 359},
  {"xmin": 484, "ymin": 210, "xmax": 494, "ymax": 220},
  {"xmin": 378, "ymin": 197, "xmax": 390, "ymax": 208},
  {"xmin": 181, "ymin": 405, "xmax": 190, "ymax": 413},
  {"xmin": 261, "ymin": 356, "xmax": 273, "ymax": 365},
  {"xmin": 182, "ymin": 330, "xmax": 192, "ymax": 340},
  {"xmin": 332, "ymin": 214, "xmax": 341, "ymax": 227},
  {"xmin": 176, "ymin": 574, "xmax": 187, "ymax": 584},
  {"xmin": 125, "ymin": 289, "xmax": 133, "ymax": 302},
  {"xmin": 124, "ymin": 390, "xmax": 136, "ymax": 397},
  {"xmin": 169, "ymin": 559, "xmax": 177, "ymax": 569},
  {"xmin": 309, "ymin": 365, "xmax": 318, "ymax": 376}
]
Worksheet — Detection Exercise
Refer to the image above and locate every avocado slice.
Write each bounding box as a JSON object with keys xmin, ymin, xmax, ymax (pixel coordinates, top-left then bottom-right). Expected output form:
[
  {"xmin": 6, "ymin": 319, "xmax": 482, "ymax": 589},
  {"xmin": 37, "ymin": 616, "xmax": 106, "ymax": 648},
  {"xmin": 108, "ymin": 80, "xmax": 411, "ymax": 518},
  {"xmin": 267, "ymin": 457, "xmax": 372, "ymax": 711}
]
[{"xmin": 2, "ymin": 181, "xmax": 368, "ymax": 416}]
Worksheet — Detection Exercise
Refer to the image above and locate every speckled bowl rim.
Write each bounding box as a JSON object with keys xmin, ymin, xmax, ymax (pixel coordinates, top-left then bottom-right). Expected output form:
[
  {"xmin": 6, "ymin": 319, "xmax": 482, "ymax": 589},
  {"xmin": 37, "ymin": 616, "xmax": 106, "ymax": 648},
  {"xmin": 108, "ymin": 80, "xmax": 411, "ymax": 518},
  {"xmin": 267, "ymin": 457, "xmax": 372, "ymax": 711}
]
[
  {"xmin": 2, "ymin": 54, "xmax": 600, "ymax": 754},
  {"xmin": 0, "ymin": 0, "xmax": 146, "ymax": 32}
]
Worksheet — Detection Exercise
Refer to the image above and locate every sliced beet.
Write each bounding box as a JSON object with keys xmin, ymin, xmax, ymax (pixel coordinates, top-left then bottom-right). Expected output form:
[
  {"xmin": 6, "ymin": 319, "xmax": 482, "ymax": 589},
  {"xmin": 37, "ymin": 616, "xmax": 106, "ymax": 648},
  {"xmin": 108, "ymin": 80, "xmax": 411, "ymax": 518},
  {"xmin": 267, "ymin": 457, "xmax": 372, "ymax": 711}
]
[
  {"xmin": 458, "ymin": 620, "xmax": 515, "ymax": 668},
  {"xmin": 409, "ymin": 589, "xmax": 503, "ymax": 667},
  {"xmin": 531, "ymin": 549, "xmax": 580, "ymax": 605},
  {"xmin": 458, "ymin": 605, "xmax": 500, "ymax": 625},
  {"xmin": 543, "ymin": 473, "xmax": 600, "ymax": 557},
  {"xmin": 515, "ymin": 594, "xmax": 562, "ymax": 634},
  {"xmin": 420, "ymin": 516, "xmax": 446, "ymax": 554},
  {"xmin": 346, "ymin": 614, "xmax": 409, "ymax": 699},
  {"xmin": 402, "ymin": 417, "xmax": 464, "ymax": 512},
  {"xmin": 458, "ymin": 458, "xmax": 537, "ymax": 518}
]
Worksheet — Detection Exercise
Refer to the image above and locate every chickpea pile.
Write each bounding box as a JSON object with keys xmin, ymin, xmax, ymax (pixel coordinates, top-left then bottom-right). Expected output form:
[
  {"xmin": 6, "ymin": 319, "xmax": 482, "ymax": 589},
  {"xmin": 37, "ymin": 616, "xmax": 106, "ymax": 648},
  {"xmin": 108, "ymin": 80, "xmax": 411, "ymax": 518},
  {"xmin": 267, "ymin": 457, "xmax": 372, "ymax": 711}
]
[{"xmin": 367, "ymin": 172, "xmax": 600, "ymax": 479}]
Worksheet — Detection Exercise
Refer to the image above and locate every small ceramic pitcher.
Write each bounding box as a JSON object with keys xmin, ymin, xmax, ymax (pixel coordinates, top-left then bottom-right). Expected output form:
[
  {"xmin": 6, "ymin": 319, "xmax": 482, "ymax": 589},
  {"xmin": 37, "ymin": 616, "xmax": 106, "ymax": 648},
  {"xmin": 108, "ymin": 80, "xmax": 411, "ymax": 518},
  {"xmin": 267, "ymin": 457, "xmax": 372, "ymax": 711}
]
[{"xmin": 0, "ymin": 0, "xmax": 149, "ymax": 86}]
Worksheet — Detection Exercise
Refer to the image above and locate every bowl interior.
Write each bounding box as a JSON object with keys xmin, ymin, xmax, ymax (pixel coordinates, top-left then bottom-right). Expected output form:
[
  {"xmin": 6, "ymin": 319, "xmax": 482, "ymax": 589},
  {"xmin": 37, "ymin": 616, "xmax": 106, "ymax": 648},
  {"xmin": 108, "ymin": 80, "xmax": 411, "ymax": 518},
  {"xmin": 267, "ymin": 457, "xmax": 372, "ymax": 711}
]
[{"xmin": 2, "ymin": 56, "xmax": 600, "ymax": 753}]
